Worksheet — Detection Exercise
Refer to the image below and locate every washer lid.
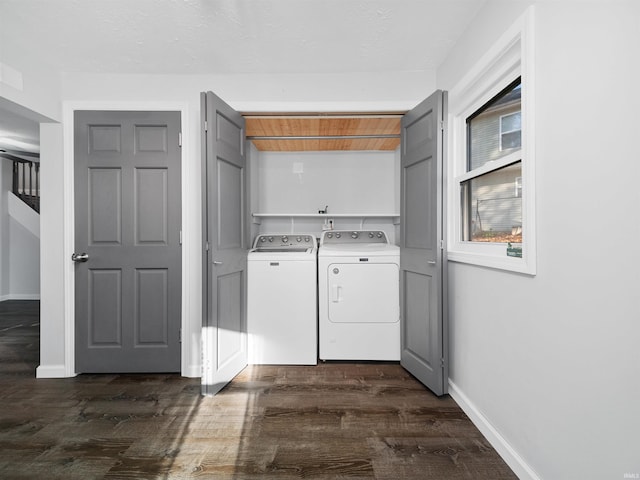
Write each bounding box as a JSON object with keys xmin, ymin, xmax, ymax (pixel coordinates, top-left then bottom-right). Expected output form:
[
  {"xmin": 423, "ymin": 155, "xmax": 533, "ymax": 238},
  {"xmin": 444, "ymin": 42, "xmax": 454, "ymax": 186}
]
[{"xmin": 252, "ymin": 247, "xmax": 310, "ymax": 253}]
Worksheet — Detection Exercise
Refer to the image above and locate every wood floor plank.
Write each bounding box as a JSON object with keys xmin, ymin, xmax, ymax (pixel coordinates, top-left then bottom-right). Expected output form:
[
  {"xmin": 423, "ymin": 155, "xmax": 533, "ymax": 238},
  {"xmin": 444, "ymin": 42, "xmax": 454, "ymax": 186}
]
[{"xmin": 0, "ymin": 301, "xmax": 517, "ymax": 479}]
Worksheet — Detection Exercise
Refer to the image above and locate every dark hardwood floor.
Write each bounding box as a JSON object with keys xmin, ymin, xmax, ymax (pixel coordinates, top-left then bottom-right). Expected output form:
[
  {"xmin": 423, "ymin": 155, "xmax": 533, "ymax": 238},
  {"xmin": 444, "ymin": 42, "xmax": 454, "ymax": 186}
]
[{"xmin": 0, "ymin": 300, "xmax": 517, "ymax": 479}]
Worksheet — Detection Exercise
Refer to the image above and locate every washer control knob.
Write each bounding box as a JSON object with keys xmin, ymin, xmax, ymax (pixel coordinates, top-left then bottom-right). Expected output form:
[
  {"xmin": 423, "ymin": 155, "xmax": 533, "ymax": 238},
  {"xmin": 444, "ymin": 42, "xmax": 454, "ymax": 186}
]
[
  {"xmin": 282, "ymin": 236, "xmax": 289, "ymax": 243},
  {"xmin": 335, "ymin": 233, "xmax": 342, "ymax": 238},
  {"xmin": 296, "ymin": 236, "xmax": 302, "ymax": 242},
  {"xmin": 260, "ymin": 237, "xmax": 267, "ymax": 242},
  {"xmin": 305, "ymin": 236, "xmax": 310, "ymax": 242},
  {"xmin": 377, "ymin": 232, "xmax": 383, "ymax": 238},
  {"xmin": 369, "ymin": 232, "xmax": 374, "ymax": 238},
  {"xmin": 327, "ymin": 233, "xmax": 333, "ymax": 238},
  {"xmin": 351, "ymin": 232, "xmax": 359, "ymax": 239},
  {"xmin": 268, "ymin": 236, "xmax": 274, "ymax": 242}
]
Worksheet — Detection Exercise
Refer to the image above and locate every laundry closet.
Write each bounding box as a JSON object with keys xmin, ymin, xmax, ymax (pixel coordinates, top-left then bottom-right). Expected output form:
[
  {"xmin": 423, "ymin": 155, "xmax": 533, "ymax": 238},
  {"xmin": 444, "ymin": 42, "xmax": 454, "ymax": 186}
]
[
  {"xmin": 244, "ymin": 115, "xmax": 402, "ymax": 367},
  {"xmin": 201, "ymin": 91, "xmax": 446, "ymax": 398}
]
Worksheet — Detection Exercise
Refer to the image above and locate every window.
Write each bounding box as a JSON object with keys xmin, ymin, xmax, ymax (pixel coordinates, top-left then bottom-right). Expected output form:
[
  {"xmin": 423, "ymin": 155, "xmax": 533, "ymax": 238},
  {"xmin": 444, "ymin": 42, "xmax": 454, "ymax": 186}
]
[
  {"xmin": 463, "ymin": 79, "xmax": 522, "ymax": 244},
  {"xmin": 500, "ymin": 111, "xmax": 522, "ymax": 151},
  {"xmin": 447, "ymin": 7, "xmax": 536, "ymax": 275}
]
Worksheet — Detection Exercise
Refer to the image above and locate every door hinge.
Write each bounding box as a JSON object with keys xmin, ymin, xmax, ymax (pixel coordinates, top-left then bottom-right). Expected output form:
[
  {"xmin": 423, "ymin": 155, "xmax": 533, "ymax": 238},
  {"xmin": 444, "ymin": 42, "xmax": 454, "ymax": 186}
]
[
  {"xmin": 179, "ymin": 230, "xmax": 182, "ymax": 245},
  {"xmin": 440, "ymin": 239, "xmax": 444, "ymax": 250},
  {"xmin": 179, "ymin": 328, "xmax": 182, "ymax": 343},
  {"xmin": 205, "ymin": 241, "xmax": 209, "ymax": 252},
  {"xmin": 439, "ymin": 120, "xmax": 445, "ymax": 131},
  {"xmin": 204, "ymin": 120, "xmax": 208, "ymax": 132},
  {"xmin": 178, "ymin": 132, "xmax": 182, "ymax": 147},
  {"xmin": 441, "ymin": 357, "xmax": 445, "ymax": 367}
]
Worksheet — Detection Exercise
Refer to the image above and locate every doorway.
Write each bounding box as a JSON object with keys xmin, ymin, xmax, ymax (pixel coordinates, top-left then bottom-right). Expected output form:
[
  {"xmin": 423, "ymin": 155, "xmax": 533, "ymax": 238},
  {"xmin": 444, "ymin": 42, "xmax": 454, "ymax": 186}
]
[{"xmin": 201, "ymin": 91, "xmax": 448, "ymax": 396}]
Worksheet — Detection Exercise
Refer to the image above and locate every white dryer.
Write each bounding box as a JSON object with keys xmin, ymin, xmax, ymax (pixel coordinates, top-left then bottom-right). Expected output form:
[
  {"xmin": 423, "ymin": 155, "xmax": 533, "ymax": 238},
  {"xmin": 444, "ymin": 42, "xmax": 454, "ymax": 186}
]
[
  {"xmin": 318, "ymin": 230, "xmax": 400, "ymax": 361},
  {"xmin": 247, "ymin": 233, "xmax": 317, "ymax": 365}
]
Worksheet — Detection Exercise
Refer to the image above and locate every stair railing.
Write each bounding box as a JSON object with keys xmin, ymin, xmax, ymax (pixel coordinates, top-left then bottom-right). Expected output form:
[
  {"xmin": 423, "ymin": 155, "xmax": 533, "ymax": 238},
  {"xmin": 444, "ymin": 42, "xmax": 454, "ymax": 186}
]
[{"xmin": 1, "ymin": 151, "xmax": 40, "ymax": 213}]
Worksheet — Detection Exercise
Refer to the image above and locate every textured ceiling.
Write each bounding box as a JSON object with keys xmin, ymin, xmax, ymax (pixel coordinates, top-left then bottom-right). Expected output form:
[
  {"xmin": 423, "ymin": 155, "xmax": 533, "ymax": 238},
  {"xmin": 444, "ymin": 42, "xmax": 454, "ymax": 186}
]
[
  {"xmin": 0, "ymin": 0, "xmax": 486, "ymax": 153},
  {"xmin": 0, "ymin": 0, "xmax": 486, "ymax": 75}
]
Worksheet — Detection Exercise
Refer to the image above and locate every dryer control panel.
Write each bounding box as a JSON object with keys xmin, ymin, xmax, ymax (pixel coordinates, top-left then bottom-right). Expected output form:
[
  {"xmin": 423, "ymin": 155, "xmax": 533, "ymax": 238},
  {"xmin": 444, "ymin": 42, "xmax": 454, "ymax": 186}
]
[{"xmin": 321, "ymin": 230, "xmax": 388, "ymax": 245}]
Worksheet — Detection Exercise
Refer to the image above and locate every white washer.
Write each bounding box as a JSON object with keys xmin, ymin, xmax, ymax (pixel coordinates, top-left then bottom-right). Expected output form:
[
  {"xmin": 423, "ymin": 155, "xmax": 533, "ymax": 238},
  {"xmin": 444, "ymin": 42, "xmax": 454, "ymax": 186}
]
[
  {"xmin": 318, "ymin": 230, "xmax": 400, "ymax": 361},
  {"xmin": 247, "ymin": 233, "xmax": 317, "ymax": 365}
]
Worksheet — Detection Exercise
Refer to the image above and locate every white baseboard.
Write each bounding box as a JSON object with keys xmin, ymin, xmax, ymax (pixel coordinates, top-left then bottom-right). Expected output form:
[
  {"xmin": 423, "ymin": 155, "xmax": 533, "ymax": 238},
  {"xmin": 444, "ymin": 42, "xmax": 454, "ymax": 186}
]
[
  {"xmin": 448, "ymin": 380, "xmax": 542, "ymax": 480},
  {"xmin": 12, "ymin": 294, "xmax": 40, "ymax": 300},
  {"xmin": 36, "ymin": 364, "xmax": 74, "ymax": 378},
  {"xmin": 0, "ymin": 294, "xmax": 40, "ymax": 301},
  {"xmin": 37, "ymin": 363, "xmax": 199, "ymax": 378}
]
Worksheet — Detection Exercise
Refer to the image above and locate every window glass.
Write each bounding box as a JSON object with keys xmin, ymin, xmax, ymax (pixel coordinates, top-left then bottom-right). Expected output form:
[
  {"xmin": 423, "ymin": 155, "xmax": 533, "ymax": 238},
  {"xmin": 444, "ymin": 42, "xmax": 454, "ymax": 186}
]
[
  {"xmin": 500, "ymin": 112, "xmax": 522, "ymax": 150},
  {"xmin": 461, "ymin": 161, "xmax": 522, "ymax": 243},
  {"xmin": 468, "ymin": 80, "xmax": 521, "ymax": 170}
]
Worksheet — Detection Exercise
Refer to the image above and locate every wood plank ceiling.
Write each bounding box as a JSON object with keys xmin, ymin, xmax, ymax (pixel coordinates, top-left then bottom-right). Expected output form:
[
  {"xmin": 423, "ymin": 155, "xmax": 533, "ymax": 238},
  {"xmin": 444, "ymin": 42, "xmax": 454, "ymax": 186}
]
[{"xmin": 244, "ymin": 115, "xmax": 402, "ymax": 151}]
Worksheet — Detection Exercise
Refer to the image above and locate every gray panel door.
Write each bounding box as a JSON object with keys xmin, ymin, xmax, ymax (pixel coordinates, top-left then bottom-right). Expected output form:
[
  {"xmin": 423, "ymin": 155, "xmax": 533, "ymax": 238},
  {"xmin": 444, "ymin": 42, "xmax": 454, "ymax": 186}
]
[
  {"xmin": 400, "ymin": 91, "xmax": 448, "ymax": 396},
  {"xmin": 201, "ymin": 92, "xmax": 248, "ymax": 396},
  {"xmin": 74, "ymin": 110, "xmax": 182, "ymax": 373}
]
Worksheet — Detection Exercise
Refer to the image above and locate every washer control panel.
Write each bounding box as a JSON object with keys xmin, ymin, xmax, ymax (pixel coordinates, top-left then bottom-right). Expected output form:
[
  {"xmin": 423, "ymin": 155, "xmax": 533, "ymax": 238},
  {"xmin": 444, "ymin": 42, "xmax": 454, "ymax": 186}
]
[
  {"xmin": 253, "ymin": 233, "xmax": 316, "ymax": 249},
  {"xmin": 321, "ymin": 230, "xmax": 388, "ymax": 245}
]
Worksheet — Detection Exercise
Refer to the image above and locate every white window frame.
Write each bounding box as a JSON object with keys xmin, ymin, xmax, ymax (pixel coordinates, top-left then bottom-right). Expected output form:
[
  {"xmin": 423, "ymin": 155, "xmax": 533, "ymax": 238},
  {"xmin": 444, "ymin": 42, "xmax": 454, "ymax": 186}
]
[
  {"xmin": 499, "ymin": 111, "xmax": 522, "ymax": 151},
  {"xmin": 447, "ymin": 6, "xmax": 536, "ymax": 275}
]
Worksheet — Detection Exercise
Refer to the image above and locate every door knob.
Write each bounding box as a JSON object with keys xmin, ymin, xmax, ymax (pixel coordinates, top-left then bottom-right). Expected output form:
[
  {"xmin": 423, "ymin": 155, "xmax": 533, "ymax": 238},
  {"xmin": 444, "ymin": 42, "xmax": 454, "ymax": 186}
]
[{"xmin": 72, "ymin": 253, "xmax": 89, "ymax": 263}]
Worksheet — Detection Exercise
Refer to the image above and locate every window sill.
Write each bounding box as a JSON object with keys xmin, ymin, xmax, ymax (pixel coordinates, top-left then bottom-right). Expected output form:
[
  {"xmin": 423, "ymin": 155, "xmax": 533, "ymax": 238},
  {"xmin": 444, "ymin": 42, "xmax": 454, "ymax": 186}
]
[{"xmin": 448, "ymin": 249, "xmax": 536, "ymax": 276}]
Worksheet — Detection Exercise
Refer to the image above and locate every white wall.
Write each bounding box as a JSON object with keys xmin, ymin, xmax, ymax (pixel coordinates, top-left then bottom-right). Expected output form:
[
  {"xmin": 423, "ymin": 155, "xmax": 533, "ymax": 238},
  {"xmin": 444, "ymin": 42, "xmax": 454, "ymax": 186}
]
[
  {"xmin": 7, "ymin": 195, "xmax": 40, "ymax": 299},
  {"xmin": 0, "ymin": 38, "xmax": 61, "ymax": 123},
  {"xmin": 37, "ymin": 123, "xmax": 66, "ymax": 377},
  {"xmin": 254, "ymin": 149, "xmax": 399, "ymax": 242},
  {"xmin": 8, "ymin": 218, "xmax": 39, "ymax": 298},
  {"xmin": 258, "ymin": 150, "xmax": 397, "ymax": 214},
  {"xmin": 438, "ymin": 1, "xmax": 640, "ymax": 479}
]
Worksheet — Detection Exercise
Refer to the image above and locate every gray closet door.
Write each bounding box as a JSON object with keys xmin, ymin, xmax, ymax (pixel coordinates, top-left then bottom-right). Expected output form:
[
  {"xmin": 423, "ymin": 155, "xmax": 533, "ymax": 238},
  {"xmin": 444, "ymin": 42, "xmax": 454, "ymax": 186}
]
[
  {"xmin": 201, "ymin": 92, "xmax": 248, "ymax": 396},
  {"xmin": 400, "ymin": 91, "xmax": 448, "ymax": 396},
  {"xmin": 74, "ymin": 110, "xmax": 182, "ymax": 373}
]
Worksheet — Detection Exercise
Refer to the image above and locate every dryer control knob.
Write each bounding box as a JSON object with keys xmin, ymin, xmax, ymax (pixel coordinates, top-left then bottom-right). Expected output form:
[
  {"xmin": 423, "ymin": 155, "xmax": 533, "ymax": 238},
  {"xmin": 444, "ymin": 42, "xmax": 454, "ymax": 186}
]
[
  {"xmin": 296, "ymin": 237, "xmax": 302, "ymax": 242},
  {"xmin": 335, "ymin": 233, "xmax": 341, "ymax": 238},
  {"xmin": 305, "ymin": 236, "xmax": 310, "ymax": 242},
  {"xmin": 377, "ymin": 232, "xmax": 383, "ymax": 238},
  {"xmin": 369, "ymin": 232, "xmax": 374, "ymax": 238},
  {"xmin": 268, "ymin": 236, "xmax": 274, "ymax": 242},
  {"xmin": 260, "ymin": 237, "xmax": 267, "ymax": 242},
  {"xmin": 327, "ymin": 233, "xmax": 333, "ymax": 238},
  {"xmin": 351, "ymin": 232, "xmax": 359, "ymax": 239},
  {"xmin": 282, "ymin": 236, "xmax": 289, "ymax": 243}
]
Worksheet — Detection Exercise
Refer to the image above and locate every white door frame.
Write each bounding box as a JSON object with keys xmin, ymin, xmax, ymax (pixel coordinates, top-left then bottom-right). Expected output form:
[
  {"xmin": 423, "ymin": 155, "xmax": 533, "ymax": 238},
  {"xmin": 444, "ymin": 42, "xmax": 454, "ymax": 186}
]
[{"xmin": 62, "ymin": 101, "xmax": 193, "ymax": 377}]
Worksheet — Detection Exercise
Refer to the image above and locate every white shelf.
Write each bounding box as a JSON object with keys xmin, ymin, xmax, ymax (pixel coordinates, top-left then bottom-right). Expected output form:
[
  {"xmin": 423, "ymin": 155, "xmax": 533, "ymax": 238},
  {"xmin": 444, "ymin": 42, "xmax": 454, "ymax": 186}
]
[
  {"xmin": 252, "ymin": 213, "xmax": 400, "ymax": 230},
  {"xmin": 252, "ymin": 213, "xmax": 399, "ymax": 218}
]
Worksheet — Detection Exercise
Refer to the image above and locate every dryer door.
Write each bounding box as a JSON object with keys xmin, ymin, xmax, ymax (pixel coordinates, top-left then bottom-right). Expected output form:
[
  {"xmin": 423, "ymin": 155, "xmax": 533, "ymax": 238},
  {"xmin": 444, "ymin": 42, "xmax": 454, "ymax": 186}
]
[{"xmin": 328, "ymin": 263, "xmax": 399, "ymax": 324}]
